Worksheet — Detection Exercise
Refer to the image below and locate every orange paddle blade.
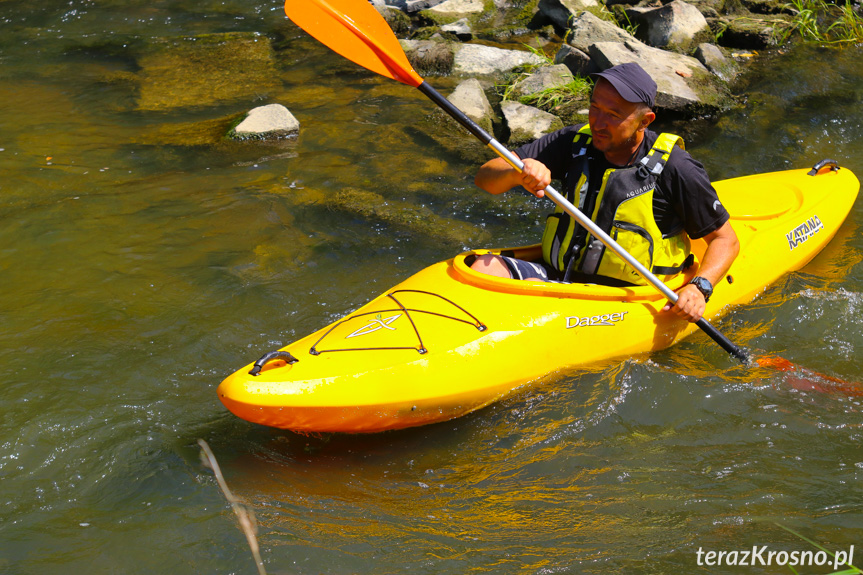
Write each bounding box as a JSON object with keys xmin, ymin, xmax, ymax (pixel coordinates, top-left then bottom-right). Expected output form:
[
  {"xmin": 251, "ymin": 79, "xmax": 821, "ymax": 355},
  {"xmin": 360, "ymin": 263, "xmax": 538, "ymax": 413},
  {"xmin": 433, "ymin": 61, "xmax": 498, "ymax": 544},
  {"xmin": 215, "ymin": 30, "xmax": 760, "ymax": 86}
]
[
  {"xmin": 285, "ymin": 0, "xmax": 423, "ymax": 87},
  {"xmin": 756, "ymin": 355, "xmax": 863, "ymax": 397}
]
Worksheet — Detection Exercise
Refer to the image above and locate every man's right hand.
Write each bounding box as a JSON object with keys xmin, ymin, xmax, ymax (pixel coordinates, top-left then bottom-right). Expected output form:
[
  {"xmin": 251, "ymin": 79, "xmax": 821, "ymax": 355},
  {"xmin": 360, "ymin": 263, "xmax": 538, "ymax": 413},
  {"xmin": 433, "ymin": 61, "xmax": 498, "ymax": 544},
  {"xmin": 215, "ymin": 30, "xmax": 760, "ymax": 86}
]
[
  {"xmin": 475, "ymin": 157, "xmax": 552, "ymax": 197},
  {"xmin": 517, "ymin": 158, "xmax": 552, "ymax": 198}
]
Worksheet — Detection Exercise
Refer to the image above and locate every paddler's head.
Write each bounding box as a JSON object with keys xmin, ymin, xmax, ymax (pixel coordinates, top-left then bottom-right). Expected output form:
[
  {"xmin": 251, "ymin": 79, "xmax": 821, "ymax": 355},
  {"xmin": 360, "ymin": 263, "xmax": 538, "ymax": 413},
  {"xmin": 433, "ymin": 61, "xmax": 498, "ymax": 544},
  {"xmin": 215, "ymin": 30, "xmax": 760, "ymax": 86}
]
[{"xmin": 588, "ymin": 63, "xmax": 657, "ymax": 165}]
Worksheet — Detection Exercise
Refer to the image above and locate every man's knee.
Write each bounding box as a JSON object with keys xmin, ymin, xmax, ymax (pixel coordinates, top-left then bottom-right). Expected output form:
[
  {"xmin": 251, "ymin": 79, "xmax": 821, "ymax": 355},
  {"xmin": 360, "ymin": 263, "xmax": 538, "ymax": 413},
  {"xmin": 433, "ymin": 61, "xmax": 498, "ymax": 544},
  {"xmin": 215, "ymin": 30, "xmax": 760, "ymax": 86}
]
[{"xmin": 470, "ymin": 254, "xmax": 512, "ymax": 278}]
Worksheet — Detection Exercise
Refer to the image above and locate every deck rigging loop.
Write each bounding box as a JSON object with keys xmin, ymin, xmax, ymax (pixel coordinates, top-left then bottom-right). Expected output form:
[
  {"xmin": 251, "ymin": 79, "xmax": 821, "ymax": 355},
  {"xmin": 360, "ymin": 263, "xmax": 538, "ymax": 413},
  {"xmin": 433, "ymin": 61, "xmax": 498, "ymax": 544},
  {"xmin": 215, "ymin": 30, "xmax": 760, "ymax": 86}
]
[{"xmin": 309, "ymin": 289, "xmax": 487, "ymax": 356}]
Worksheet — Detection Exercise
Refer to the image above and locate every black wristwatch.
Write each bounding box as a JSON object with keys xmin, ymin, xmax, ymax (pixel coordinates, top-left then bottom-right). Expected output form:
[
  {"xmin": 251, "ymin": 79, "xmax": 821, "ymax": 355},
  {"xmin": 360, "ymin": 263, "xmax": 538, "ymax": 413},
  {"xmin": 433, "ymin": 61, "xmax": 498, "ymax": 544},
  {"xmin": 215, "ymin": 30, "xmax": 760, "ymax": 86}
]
[{"xmin": 689, "ymin": 276, "xmax": 713, "ymax": 303}]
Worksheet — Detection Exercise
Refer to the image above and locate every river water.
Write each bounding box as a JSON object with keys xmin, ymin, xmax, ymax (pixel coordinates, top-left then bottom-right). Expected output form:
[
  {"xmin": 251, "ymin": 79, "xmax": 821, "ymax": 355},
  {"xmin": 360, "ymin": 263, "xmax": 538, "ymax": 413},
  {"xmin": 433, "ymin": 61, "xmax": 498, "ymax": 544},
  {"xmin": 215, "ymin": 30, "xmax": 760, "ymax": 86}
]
[{"xmin": 1, "ymin": 1, "xmax": 861, "ymax": 573}]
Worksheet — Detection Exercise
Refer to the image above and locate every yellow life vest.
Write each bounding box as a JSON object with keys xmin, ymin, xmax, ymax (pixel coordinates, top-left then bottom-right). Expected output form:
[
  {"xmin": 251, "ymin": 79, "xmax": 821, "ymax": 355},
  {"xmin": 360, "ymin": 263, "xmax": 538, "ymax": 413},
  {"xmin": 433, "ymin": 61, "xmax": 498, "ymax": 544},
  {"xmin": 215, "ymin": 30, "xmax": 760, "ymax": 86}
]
[{"xmin": 540, "ymin": 126, "xmax": 692, "ymax": 285}]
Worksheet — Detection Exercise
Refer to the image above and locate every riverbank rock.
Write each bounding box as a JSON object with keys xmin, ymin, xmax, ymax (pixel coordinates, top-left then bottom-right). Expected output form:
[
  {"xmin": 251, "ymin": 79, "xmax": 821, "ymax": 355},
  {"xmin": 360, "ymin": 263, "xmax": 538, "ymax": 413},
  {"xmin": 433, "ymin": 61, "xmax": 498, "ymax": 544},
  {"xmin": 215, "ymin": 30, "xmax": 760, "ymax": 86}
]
[
  {"xmin": 513, "ymin": 64, "xmax": 575, "ymax": 98},
  {"xmin": 453, "ymin": 43, "xmax": 545, "ymax": 75},
  {"xmin": 459, "ymin": 0, "xmax": 554, "ymax": 42},
  {"xmin": 712, "ymin": 17, "xmax": 781, "ymax": 49},
  {"xmin": 447, "ymin": 78, "xmax": 495, "ymax": 133},
  {"xmin": 625, "ymin": 0, "xmax": 711, "ymax": 51},
  {"xmin": 402, "ymin": 38, "xmax": 545, "ymax": 78},
  {"xmin": 401, "ymin": 39, "xmax": 456, "ymax": 75},
  {"xmin": 538, "ymin": 0, "xmax": 601, "ymax": 31},
  {"xmin": 564, "ymin": 10, "xmax": 639, "ymax": 53},
  {"xmin": 227, "ymin": 104, "xmax": 299, "ymax": 141},
  {"xmin": 427, "ymin": 0, "xmax": 485, "ymax": 18},
  {"xmin": 362, "ymin": 0, "xmax": 790, "ymax": 123},
  {"xmin": 377, "ymin": 5, "xmax": 412, "ymax": 36},
  {"xmin": 502, "ymin": 100, "xmax": 564, "ymax": 146},
  {"xmin": 407, "ymin": 78, "xmax": 497, "ymax": 165},
  {"xmin": 386, "ymin": 0, "xmax": 448, "ymax": 12},
  {"xmin": 554, "ymin": 44, "xmax": 595, "ymax": 76},
  {"xmin": 590, "ymin": 40, "xmax": 732, "ymax": 113},
  {"xmin": 694, "ymin": 42, "xmax": 738, "ymax": 82},
  {"xmin": 135, "ymin": 32, "xmax": 279, "ymax": 111},
  {"xmin": 441, "ymin": 18, "xmax": 474, "ymax": 40}
]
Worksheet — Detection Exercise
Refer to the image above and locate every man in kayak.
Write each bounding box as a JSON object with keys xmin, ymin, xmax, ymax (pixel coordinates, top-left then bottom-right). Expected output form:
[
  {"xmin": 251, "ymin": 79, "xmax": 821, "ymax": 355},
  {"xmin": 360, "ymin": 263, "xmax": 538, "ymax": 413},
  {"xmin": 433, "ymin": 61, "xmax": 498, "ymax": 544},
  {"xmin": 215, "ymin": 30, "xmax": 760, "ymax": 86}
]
[{"xmin": 471, "ymin": 62, "xmax": 739, "ymax": 323}]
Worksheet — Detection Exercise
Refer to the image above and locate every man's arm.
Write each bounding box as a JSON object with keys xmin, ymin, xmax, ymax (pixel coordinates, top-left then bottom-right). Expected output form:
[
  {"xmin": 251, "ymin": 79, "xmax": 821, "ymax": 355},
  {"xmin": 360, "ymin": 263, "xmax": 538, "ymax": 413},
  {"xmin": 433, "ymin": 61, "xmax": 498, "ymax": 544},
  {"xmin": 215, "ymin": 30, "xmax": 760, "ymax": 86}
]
[
  {"xmin": 664, "ymin": 220, "xmax": 740, "ymax": 322},
  {"xmin": 475, "ymin": 157, "xmax": 551, "ymax": 197}
]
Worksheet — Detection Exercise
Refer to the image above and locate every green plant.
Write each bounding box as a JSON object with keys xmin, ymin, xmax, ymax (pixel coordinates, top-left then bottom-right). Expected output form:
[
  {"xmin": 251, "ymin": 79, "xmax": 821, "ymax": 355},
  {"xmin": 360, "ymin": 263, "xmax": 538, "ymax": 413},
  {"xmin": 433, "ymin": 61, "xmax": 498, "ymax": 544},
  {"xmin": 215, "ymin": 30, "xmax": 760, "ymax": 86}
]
[
  {"xmin": 523, "ymin": 43, "xmax": 555, "ymax": 66},
  {"xmin": 790, "ymin": 0, "xmax": 824, "ymax": 40},
  {"xmin": 777, "ymin": 0, "xmax": 863, "ymax": 43},
  {"xmin": 775, "ymin": 523, "xmax": 862, "ymax": 575},
  {"xmin": 826, "ymin": 0, "xmax": 863, "ymax": 41},
  {"xmin": 519, "ymin": 78, "xmax": 592, "ymax": 109},
  {"xmin": 614, "ymin": 7, "xmax": 640, "ymax": 36},
  {"xmin": 713, "ymin": 19, "xmax": 731, "ymax": 42},
  {"xmin": 494, "ymin": 42, "xmax": 591, "ymax": 113}
]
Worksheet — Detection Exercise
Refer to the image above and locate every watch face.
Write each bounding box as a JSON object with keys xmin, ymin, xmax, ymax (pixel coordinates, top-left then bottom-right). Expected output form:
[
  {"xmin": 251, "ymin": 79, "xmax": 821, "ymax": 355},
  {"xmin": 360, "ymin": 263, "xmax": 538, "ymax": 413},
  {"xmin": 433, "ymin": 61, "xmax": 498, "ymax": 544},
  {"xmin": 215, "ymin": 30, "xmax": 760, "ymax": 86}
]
[{"xmin": 692, "ymin": 277, "xmax": 713, "ymax": 297}]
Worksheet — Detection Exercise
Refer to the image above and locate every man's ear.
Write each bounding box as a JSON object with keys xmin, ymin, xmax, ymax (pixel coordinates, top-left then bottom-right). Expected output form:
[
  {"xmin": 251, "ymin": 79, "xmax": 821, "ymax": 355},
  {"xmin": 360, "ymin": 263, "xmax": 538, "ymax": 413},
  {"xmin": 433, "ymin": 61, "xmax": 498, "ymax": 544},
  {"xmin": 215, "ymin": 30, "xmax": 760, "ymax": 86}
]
[{"xmin": 640, "ymin": 109, "xmax": 656, "ymax": 131}]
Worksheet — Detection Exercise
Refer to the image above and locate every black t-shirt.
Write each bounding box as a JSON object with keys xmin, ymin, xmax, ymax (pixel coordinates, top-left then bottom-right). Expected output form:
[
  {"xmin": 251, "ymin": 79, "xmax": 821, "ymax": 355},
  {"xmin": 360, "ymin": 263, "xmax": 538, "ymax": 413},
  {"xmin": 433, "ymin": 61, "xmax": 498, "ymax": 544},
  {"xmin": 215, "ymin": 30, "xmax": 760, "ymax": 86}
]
[{"xmin": 514, "ymin": 125, "xmax": 730, "ymax": 239}]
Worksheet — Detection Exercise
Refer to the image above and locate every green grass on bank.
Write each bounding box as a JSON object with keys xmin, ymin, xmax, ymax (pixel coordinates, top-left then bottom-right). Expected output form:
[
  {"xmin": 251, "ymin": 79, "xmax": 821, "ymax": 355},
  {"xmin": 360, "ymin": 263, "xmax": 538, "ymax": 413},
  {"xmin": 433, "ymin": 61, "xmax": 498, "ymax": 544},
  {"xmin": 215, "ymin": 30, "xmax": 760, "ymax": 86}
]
[
  {"xmin": 517, "ymin": 78, "xmax": 592, "ymax": 109},
  {"xmin": 496, "ymin": 46, "xmax": 592, "ymax": 115},
  {"xmin": 777, "ymin": 0, "xmax": 863, "ymax": 43}
]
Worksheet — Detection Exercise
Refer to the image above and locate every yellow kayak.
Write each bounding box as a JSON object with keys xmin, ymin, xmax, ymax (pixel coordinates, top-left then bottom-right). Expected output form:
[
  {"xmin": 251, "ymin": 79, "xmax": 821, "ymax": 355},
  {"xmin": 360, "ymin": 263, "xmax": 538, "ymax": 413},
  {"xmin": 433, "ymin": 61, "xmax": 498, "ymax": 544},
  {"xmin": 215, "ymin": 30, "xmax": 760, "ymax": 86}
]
[{"xmin": 218, "ymin": 163, "xmax": 859, "ymax": 433}]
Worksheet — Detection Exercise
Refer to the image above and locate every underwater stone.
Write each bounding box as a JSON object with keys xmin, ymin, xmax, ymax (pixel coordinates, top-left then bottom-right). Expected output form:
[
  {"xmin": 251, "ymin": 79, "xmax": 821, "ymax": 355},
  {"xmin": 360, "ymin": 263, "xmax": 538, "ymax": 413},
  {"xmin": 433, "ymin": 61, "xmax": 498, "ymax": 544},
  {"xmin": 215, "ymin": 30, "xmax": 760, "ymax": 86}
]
[
  {"xmin": 327, "ymin": 188, "xmax": 492, "ymax": 245},
  {"xmin": 136, "ymin": 32, "xmax": 279, "ymax": 111}
]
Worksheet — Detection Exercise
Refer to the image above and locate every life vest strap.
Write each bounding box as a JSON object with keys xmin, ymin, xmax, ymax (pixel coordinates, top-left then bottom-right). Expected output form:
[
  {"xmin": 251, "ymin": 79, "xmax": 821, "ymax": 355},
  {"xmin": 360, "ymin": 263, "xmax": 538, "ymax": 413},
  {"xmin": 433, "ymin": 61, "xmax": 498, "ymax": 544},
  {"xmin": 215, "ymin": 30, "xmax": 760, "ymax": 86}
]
[{"xmin": 652, "ymin": 253, "xmax": 695, "ymax": 276}]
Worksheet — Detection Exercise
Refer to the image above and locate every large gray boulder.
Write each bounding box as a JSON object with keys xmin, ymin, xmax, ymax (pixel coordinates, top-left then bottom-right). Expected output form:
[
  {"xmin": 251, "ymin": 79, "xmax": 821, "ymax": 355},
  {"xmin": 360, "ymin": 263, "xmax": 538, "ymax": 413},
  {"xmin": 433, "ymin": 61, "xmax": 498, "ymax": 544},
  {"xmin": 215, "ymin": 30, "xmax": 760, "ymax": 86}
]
[
  {"xmin": 625, "ymin": 0, "xmax": 710, "ymax": 51},
  {"xmin": 502, "ymin": 101, "xmax": 564, "ymax": 146},
  {"xmin": 589, "ymin": 40, "xmax": 732, "ymax": 113},
  {"xmin": 453, "ymin": 44, "xmax": 545, "ymax": 76},
  {"xmin": 565, "ymin": 11, "xmax": 639, "ymax": 53}
]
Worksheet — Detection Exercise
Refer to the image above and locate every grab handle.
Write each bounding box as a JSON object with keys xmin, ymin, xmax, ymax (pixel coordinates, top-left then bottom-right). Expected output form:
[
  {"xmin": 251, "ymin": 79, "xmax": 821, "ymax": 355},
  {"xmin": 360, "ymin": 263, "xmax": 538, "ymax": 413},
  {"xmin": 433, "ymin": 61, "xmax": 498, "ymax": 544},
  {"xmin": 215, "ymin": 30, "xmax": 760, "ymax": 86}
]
[
  {"xmin": 248, "ymin": 350, "xmax": 299, "ymax": 376},
  {"xmin": 808, "ymin": 159, "xmax": 840, "ymax": 175}
]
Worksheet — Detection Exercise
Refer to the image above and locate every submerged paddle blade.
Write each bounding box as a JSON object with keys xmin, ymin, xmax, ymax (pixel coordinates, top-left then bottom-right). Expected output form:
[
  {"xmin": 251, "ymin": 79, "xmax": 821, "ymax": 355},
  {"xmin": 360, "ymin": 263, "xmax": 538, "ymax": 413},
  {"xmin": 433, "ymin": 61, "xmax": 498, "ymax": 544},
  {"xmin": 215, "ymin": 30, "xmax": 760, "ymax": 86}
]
[
  {"xmin": 285, "ymin": 0, "xmax": 423, "ymax": 87},
  {"xmin": 756, "ymin": 355, "xmax": 863, "ymax": 397}
]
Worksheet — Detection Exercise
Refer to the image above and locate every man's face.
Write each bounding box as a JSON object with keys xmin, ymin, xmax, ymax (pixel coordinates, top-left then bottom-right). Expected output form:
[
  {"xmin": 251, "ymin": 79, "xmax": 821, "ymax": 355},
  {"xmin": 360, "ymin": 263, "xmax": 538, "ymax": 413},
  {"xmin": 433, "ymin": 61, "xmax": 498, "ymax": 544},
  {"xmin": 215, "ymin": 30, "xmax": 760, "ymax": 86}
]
[{"xmin": 588, "ymin": 78, "xmax": 653, "ymax": 161}]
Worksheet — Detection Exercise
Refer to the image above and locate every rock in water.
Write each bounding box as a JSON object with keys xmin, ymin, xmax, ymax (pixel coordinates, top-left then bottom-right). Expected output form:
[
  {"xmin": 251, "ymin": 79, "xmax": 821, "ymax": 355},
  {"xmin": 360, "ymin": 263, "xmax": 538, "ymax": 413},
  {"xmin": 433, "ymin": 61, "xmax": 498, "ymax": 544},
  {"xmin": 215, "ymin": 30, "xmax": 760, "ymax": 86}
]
[
  {"xmin": 229, "ymin": 104, "xmax": 300, "ymax": 141},
  {"xmin": 502, "ymin": 101, "xmax": 563, "ymax": 146}
]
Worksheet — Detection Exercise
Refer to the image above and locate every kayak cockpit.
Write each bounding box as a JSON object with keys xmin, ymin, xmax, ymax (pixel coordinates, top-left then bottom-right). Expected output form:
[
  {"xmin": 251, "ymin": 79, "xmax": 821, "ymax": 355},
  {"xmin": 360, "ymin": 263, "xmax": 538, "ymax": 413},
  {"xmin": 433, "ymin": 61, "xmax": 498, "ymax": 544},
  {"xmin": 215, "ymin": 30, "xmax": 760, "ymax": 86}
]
[{"xmin": 451, "ymin": 244, "xmax": 701, "ymax": 301}]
